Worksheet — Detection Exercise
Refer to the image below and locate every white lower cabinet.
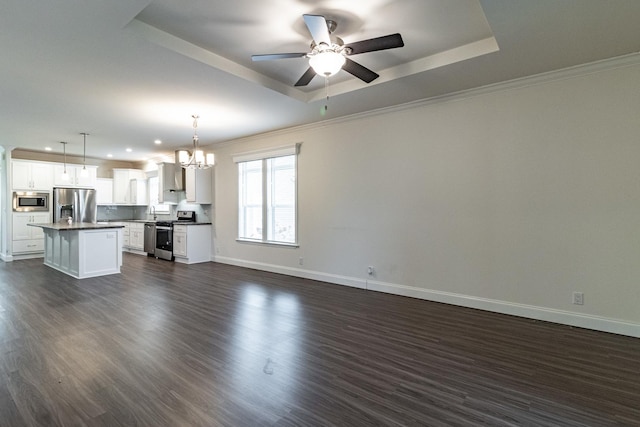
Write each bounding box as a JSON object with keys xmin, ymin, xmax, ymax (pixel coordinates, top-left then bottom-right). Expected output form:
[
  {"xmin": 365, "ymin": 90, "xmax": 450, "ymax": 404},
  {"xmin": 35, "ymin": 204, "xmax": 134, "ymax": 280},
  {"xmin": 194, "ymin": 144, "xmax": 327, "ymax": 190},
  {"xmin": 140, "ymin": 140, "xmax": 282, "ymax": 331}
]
[
  {"xmin": 130, "ymin": 223, "xmax": 144, "ymax": 250},
  {"xmin": 173, "ymin": 228, "xmax": 187, "ymax": 257},
  {"xmin": 121, "ymin": 222, "xmax": 144, "ymax": 252},
  {"xmin": 12, "ymin": 212, "xmax": 50, "ymax": 254},
  {"xmin": 121, "ymin": 223, "xmax": 130, "ymax": 247},
  {"xmin": 172, "ymin": 224, "xmax": 211, "ymax": 264}
]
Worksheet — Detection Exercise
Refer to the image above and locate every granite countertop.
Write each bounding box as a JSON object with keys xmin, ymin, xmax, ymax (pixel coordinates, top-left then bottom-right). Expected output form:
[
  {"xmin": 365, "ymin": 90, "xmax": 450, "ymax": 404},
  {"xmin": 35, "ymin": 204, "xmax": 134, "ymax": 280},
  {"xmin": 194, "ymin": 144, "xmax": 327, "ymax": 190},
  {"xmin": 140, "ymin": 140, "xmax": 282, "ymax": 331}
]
[
  {"xmin": 97, "ymin": 219, "xmax": 153, "ymax": 223},
  {"xmin": 28, "ymin": 222, "xmax": 125, "ymax": 231}
]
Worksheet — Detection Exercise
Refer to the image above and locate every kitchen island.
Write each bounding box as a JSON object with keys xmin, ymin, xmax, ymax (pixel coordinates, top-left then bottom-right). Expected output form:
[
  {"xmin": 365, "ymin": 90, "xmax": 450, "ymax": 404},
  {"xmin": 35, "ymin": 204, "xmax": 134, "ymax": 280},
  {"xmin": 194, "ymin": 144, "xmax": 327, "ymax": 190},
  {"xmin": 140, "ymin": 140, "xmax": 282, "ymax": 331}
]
[{"xmin": 28, "ymin": 223, "xmax": 125, "ymax": 279}]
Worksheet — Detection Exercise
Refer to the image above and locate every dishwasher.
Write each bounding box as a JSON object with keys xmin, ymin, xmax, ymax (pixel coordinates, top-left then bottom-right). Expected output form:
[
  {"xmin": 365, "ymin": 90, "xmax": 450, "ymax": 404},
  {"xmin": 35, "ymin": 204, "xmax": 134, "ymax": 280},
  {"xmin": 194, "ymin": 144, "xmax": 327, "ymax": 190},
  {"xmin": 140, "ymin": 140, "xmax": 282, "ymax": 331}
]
[{"xmin": 143, "ymin": 222, "xmax": 156, "ymax": 256}]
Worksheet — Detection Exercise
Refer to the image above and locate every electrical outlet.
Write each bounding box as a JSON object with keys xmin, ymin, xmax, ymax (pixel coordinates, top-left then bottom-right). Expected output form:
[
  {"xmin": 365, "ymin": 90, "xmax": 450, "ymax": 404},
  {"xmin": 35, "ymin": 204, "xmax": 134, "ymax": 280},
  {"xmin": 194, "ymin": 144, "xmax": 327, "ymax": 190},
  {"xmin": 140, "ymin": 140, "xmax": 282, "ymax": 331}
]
[
  {"xmin": 367, "ymin": 266, "xmax": 375, "ymax": 276},
  {"xmin": 299, "ymin": 257, "xmax": 304, "ymax": 266},
  {"xmin": 572, "ymin": 292, "xmax": 584, "ymax": 305}
]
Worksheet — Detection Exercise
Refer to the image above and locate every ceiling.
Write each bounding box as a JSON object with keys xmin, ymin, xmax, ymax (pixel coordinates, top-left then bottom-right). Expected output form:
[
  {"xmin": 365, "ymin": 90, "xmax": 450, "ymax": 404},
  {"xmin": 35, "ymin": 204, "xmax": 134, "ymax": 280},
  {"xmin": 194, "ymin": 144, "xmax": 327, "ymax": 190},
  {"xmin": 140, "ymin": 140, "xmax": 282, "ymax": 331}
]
[{"xmin": 2, "ymin": 0, "xmax": 640, "ymax": 163}]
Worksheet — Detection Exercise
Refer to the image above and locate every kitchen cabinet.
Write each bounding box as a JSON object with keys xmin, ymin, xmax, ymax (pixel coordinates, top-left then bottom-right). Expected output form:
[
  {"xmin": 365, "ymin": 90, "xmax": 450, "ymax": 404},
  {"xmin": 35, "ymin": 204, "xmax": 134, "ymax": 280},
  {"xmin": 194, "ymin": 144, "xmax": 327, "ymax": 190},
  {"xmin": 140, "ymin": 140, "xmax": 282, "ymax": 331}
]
[
  {"xmin": 129, "ymin": 222, "xmax": 145, "ymax": 250},
  {"xmin": 96, "ymin": 178, "xmax": 114, "ymax": 204},
  {"xmin": 121, "ymin": 222, "xmax": 144, "ymax": 251},
  {"xmin": 129, "ymin": 179, "xmax": 148, "ymax": 205},
  {"xmin": 53, "ymin": 164, "xmax": 97, "ymax": 188},
  {"xmin": 121, "ymin": 222, "xmax": 130, "ymax": 247},
  {"xmin": 173, "ymin": 227, "xmax": 186, "ymax": 257},
  {"xmin": 38, "ymin": 224, "xmax": 124, "ymax": 279},
  {"xmin": 12, "ymin": 212, "xmax": 50, "ymax": 254},
  {"xmin": 185, "ymin": 167, "xmax": 212, "ymax": 204},
  {"xmin": 172, "ymin": 224, "xmax": 211, "ymax": 264},
  {"xmin": 12, "ymin": 160, "xmax": 53, "ymax": 190},
  {"xmin": 112, "ymin": 169, "xmax": 146, "ymax": 204}
]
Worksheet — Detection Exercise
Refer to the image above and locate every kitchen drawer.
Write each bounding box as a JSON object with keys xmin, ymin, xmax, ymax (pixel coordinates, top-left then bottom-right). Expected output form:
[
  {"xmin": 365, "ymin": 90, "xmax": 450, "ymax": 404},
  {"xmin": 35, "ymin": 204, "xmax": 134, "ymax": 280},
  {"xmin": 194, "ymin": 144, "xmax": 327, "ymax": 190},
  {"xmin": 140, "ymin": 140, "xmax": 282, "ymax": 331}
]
[{"xmin": 13, "ymin": 239, "xmax": 44, "ymax": 253}]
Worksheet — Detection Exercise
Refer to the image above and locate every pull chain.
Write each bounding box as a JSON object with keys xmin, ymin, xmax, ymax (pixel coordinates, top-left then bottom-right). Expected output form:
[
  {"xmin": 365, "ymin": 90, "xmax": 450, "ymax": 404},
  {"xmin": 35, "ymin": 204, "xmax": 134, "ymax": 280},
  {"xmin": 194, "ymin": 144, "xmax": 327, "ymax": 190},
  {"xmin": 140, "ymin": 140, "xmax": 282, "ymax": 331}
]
[{"xmin": 324, "ymin": 77, "xmax": 329, "ymax": 113}]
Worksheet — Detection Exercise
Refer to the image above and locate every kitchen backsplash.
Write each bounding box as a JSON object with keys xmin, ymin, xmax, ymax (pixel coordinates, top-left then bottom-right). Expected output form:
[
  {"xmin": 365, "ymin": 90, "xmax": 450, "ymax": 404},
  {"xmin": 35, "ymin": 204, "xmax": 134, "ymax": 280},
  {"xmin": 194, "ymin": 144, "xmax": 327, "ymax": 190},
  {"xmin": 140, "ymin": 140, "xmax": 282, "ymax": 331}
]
[{"xmin": 97, "ymin": 203, "xmax": 212, "ymax": 223}]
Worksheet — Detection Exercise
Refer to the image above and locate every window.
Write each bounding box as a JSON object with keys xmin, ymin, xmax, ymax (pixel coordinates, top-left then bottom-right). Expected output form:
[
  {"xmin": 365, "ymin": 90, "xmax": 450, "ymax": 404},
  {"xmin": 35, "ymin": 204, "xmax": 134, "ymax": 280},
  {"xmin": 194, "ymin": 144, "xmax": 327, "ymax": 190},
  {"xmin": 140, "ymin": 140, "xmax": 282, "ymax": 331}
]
[{"xmin": 235, "ymin": 144, "xmax": 299, "ymax": 245}]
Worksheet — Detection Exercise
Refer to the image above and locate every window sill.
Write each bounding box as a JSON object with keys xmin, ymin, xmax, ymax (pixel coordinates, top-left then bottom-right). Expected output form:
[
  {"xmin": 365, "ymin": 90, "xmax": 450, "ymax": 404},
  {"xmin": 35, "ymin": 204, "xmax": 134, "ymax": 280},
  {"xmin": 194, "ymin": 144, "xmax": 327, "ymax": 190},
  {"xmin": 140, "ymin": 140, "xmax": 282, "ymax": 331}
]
[{"xmin": 236, "ymin": 238, "xmax": 299, "ymax": 248}]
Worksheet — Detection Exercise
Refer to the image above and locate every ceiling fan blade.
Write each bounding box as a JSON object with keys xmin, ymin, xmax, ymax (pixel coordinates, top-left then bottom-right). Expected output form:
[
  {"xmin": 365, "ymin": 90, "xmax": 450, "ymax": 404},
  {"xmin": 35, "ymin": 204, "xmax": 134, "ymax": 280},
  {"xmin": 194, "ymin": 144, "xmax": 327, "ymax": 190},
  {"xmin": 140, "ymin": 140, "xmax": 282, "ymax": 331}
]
[
  {"xmin": 344, "ymin": 33, "xmax": 404, "ymax": 55},
  {"xmin": 342, "ymin": 58, "xmax": 379, "ymax": 83},
  {"xmin": 303, "ymin": 14, "xmax": 331, "ymax": 46},
  {"xmin": 294, "ymin": 67, "xmax": 316, "ymax": 87},
  {"xmin": 252, "ymin": 53, "xmax": 308, "ymax": 61}
]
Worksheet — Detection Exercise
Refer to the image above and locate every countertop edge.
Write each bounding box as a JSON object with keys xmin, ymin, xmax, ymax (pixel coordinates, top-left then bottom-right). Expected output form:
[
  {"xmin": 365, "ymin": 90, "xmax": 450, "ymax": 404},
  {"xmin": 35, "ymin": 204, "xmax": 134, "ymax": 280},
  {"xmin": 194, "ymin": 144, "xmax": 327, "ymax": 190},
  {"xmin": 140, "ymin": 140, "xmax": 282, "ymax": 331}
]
[{"xmin": 29, "ymin": 223, "xmax": 125, "ymax": 231}]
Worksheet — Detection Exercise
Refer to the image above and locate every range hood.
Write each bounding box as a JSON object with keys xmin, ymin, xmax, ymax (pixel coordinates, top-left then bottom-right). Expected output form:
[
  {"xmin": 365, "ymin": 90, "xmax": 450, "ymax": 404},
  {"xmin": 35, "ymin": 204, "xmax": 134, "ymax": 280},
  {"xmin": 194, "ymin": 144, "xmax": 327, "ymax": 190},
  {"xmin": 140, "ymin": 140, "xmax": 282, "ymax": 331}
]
[{"xmin": 158, "ymin": 160, "xmax": 184, "ymax": 192}]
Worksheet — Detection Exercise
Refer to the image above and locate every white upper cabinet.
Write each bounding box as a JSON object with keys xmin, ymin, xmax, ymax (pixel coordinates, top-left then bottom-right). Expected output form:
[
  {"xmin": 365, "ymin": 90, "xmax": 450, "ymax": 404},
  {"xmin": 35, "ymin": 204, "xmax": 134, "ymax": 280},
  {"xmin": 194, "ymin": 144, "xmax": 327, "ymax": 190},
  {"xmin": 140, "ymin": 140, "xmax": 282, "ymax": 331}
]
[
  {"xmin": 12, "ymin": 160, "xmax": 53, "ymax": 190},
  {"xmin": 185, "ymin": 167, "xmax": 212, "ymax": 204},
  {"xmin": 96, "ymin": 178, "xmax": 114, "ymax": 204},
  {"xmin": 112, "ymin": 169, "xmax": 146, "ymax": 205},
  {"xmin": 129, "ymin": 179, "xmax": 148, "ymax": 205},
  {"xmin": 53, "ymin": 164, "xmax": 97, "ymax": 188}
]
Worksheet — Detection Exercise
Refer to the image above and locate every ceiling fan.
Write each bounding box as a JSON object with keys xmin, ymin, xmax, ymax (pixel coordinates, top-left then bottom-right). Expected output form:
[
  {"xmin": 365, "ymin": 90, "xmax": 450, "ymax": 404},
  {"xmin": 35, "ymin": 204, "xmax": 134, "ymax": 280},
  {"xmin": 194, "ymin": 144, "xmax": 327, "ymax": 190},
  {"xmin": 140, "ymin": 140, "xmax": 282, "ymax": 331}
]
[{"xmin": 252, "ymin": 14, "xmax": 404, "ymax": 87}]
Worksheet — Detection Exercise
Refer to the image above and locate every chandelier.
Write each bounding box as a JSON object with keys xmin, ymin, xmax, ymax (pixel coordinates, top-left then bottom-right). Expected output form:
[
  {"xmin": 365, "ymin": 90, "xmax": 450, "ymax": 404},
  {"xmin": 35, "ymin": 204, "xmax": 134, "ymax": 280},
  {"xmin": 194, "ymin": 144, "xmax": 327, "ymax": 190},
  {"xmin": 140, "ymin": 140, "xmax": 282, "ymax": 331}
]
[{"xmin": 179, "ymin": 115, "xmax": 214, "ymax": 169}]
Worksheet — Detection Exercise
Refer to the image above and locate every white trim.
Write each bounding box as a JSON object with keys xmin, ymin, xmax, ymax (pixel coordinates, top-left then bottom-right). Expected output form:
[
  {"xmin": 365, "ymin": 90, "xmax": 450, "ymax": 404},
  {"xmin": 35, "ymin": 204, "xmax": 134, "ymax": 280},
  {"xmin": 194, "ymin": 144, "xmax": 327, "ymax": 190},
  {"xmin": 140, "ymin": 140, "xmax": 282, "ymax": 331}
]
[
  {"xmin": 0, "ymin": 254, "xmax": 14, "ymax": 262},
  {"xmin": 211, "ymin": 256, "xmax": 640, "ymax": 338},
  {"xmin": 213, "ymin": 256, "xmax": 366, "ymax": 289},
  {"xmin": 366, "ymin": 280, "xmax": 640, "ymax": 338},
  {"xmin": 232, "ymin": 143, "xmax": 301, "ymax": 163},
  {"xmin": 236, "ymin": 238, "xmax": 299, "ymax": 248}
]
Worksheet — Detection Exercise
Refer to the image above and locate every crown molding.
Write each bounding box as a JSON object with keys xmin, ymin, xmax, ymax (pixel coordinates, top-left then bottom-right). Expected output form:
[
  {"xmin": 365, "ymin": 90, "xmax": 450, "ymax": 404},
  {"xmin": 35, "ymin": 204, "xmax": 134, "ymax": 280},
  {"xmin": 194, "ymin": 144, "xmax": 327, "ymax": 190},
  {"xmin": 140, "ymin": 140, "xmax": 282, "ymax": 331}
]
[{"xmin": 214, "ymin": 52, "xmax": 640, "ymax": 149}]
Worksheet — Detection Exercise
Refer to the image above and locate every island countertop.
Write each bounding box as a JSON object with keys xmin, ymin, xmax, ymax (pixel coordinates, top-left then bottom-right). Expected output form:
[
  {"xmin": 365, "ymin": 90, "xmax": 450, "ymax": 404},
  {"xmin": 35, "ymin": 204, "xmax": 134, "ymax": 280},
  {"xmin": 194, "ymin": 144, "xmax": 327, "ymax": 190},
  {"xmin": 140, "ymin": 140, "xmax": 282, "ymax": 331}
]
[{"xmin": 28, "ymin": 222, "xmax": 125, "ymax": 231}]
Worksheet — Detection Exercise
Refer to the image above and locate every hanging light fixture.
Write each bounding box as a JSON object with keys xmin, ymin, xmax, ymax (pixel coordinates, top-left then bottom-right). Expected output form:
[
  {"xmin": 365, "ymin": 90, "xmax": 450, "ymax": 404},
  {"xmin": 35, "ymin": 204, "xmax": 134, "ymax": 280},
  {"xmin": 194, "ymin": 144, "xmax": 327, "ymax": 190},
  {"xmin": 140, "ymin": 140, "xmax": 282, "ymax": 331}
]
[
  {"xmin": 80, "ymin": 132, "xmax": 89, "ymax": 177},
  {"xmin": 60, "ymin": 141, "xmax": 69, "ymax": 181},
  {"xmin": 179, "ymin": 114, "xmax": 214, "ymax": 169}
]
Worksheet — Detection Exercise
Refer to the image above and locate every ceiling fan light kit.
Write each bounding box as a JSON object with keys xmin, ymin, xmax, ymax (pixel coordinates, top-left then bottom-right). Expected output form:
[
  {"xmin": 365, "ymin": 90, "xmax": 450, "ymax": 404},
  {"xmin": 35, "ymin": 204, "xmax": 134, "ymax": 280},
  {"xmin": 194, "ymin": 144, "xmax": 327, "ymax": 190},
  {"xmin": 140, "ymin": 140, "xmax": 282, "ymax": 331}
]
[
  {"xmin": 309, "ymin": 50, "xmax": 346, "ymax": 77},
  {"xmin": 252, "ymin": 14, "xmax": 404, "ymax": 86}
]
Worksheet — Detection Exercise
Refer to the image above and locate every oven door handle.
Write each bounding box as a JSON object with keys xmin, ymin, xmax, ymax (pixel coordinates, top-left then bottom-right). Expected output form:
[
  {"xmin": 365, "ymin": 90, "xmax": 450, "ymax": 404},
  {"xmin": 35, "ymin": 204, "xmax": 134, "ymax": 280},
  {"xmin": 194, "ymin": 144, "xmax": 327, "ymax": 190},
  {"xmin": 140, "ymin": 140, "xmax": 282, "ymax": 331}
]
[{"xmin": 156, "ymin": 226, "xmax": 172, "ymax": 230}]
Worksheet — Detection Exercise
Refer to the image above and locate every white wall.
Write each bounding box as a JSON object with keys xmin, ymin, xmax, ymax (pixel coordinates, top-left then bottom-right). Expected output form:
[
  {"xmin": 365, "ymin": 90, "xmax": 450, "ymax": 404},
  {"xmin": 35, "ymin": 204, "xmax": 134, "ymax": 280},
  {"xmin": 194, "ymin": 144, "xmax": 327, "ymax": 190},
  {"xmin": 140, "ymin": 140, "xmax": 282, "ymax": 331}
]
[{"xmin": 213, "ymin": 59, "xmax": 640, "ymax": 337}]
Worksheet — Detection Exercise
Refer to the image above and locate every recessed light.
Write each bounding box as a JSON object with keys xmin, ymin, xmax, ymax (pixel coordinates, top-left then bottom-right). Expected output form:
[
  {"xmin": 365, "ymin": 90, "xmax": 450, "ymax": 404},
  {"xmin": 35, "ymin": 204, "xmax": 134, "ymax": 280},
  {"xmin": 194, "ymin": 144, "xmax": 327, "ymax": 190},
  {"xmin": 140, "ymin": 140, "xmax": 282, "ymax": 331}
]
[
  {"xmin": 154, "ymin": 139, "xmax": 162, "ymax": 145},
  {"xmin": 126, "ymin": 148, "xmax": 132, "ymax": 152},
  {"xmin": 107, "ymin": 154, "xmax": 113, "ymax": 158},
  {"xmin": 45, "ymin": 147, "xmax": 52, "ymax": 151}
]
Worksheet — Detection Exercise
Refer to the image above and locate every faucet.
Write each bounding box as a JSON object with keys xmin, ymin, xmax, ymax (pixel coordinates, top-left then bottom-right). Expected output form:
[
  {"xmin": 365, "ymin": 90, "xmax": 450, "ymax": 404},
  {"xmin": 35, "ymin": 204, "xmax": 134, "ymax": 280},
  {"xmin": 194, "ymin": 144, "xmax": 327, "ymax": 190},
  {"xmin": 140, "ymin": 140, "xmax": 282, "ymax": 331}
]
[{"xmin": 151, "ymin": 205, "xmax": 157, "ymax": 221}]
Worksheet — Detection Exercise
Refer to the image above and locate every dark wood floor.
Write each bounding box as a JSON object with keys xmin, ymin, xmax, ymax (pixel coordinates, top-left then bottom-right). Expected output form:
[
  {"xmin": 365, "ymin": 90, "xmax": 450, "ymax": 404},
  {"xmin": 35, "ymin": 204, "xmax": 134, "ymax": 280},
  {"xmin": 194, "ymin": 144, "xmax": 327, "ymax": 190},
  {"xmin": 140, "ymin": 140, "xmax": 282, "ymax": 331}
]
[{"xmin": 0, "ymin": 254, "xmax": 638, "ymax": 426}]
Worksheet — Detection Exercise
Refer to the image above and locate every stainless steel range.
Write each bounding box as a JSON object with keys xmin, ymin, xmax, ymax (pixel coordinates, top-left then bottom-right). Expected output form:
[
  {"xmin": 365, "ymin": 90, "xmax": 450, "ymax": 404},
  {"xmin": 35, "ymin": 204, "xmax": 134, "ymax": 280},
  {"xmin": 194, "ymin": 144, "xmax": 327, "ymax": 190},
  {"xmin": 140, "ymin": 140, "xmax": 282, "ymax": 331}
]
[{"xmin": 153, "ymin": 210, "xmax": 196, "ymax": 261}]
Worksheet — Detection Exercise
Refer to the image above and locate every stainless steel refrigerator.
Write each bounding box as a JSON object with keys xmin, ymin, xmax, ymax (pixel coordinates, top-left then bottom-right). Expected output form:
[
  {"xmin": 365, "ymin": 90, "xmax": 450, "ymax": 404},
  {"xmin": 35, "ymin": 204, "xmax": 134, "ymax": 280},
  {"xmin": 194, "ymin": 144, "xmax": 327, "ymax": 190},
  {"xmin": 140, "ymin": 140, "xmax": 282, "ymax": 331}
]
[{"xmin": 53, "ymin": 187, "xmax": 97, "ymax": 223}]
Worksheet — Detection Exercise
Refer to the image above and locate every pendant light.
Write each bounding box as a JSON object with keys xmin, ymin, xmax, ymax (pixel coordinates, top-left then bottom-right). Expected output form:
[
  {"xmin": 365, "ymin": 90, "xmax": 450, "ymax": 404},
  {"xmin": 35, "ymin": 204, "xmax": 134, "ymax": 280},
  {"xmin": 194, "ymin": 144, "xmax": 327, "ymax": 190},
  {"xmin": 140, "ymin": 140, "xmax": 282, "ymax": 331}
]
[
  {"xmin": 179, "ymin": 115, "xmax": 214, "ymax": 169},
  {"xmin": 60, "ymin": 141, "xmax": 69, "ymax": 181},
  {"xmin": 80, "ymin": 132, "xmax": 89, "ymax": 177}
]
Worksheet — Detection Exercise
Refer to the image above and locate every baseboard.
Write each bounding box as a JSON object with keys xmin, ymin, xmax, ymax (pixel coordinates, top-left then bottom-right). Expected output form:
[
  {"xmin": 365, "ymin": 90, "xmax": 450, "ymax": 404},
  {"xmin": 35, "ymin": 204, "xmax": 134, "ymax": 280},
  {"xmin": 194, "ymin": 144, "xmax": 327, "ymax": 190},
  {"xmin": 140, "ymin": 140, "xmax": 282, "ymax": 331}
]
[
  {"xmin": 0, "ymin": 253, "xmax": 14, "ymax": 262},
  {"xmin": 366, "ymin": 280, "xmax": 640, "ymax": 338},
  {"xmin": 3, "ymin": 253, "xmax": 42, "ymax": 262},
  {"xmin": 123, "ymin": 248, "xmax": 147, "ymax": 257},
  {"xmin": 212, "ymin": 256, "xmax": 640, "ymax": 338},
  {"xmin": 213, "ymin": 256, "xmax": 366, "ymax": 289}
]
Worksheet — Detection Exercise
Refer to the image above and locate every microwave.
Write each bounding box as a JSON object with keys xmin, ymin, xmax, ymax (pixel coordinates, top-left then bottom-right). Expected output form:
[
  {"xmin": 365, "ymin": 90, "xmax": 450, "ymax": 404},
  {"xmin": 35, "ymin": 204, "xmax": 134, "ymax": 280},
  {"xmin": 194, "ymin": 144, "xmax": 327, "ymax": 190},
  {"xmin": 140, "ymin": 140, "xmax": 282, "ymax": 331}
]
[{"xmin": 12, "ymin": 191, "xmax": 49, "ymax": 212}]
